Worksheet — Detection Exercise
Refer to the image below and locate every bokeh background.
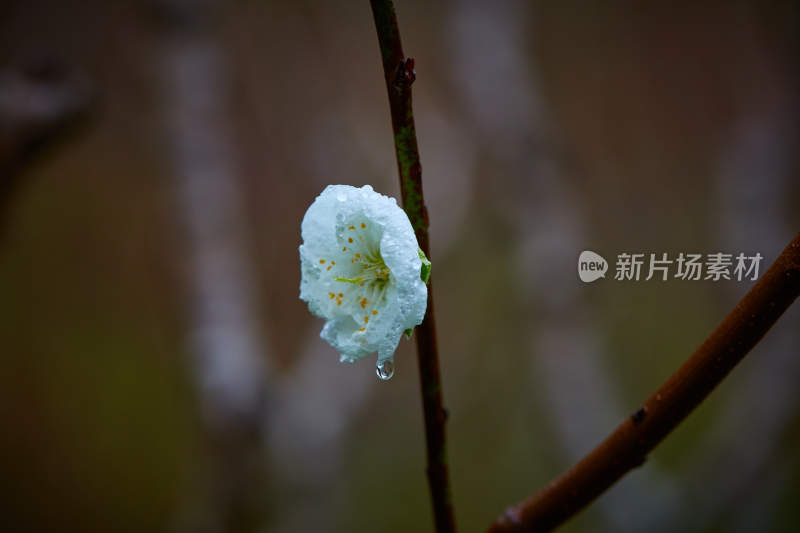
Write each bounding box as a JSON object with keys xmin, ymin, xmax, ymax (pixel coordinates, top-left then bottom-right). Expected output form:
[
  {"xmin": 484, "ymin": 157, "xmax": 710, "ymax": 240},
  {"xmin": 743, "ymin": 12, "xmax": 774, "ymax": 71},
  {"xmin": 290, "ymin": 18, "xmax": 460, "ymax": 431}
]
[{"xmin": 1, "ymin": 1, "xmax": 799, "ymax": 532}]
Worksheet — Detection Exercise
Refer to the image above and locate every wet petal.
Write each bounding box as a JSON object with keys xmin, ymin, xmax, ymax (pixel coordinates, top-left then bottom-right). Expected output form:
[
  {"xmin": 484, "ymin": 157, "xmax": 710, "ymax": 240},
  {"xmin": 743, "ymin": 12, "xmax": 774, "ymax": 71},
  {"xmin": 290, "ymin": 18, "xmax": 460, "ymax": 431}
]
[{"xmin": 299, "ymin": 184, "xmax": 428, "ymax": 366}]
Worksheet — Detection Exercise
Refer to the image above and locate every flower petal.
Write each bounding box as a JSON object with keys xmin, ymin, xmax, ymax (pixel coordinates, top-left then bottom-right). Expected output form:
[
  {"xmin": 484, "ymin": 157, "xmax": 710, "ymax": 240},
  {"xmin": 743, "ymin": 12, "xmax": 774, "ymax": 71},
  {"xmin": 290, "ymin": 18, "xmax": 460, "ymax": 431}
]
[{"xmin": 299, "ymin": 184, "xmax": 428, "ymax": 365}]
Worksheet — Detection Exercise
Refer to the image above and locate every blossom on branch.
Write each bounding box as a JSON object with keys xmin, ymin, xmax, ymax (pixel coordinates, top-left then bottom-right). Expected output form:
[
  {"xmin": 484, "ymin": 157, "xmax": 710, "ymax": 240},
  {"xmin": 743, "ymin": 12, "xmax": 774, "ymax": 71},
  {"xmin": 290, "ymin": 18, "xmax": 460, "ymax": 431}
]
[{"xmin": 299, "ymin": 184, "xmax": 429, "ymax": 372}]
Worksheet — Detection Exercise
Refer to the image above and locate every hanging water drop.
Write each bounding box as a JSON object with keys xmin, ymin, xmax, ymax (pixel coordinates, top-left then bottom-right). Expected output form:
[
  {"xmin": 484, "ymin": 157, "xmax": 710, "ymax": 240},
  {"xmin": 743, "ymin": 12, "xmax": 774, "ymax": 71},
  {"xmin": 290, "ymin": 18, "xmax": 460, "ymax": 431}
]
[{"xmin": 376, "ymin": 358, "xmax": 394, "ymax": 381}]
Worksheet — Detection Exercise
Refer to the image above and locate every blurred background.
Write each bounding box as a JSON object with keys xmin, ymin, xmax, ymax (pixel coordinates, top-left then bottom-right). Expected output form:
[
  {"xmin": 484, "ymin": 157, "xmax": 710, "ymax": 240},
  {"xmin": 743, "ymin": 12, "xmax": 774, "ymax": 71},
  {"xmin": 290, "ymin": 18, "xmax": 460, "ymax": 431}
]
[{"xmin": 1, "ymin": 1, "xmax": 799, "ymax": 532}]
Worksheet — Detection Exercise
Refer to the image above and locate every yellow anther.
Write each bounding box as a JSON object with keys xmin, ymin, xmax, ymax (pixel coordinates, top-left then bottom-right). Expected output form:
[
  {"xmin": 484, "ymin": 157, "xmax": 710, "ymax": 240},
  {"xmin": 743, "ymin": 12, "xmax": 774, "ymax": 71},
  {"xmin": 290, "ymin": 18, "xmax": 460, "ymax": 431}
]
[
  {"xmin": 326, "ymin": 265, "xmax": 332, "ymax": 271},
  {"xmin": 348, "ymin": 237, "xmax": 353, "ymax": 243},
  {"xmin": 363, "ymin": 316, "xmax": 369, "ymax": 324},
  {"xmin": 343, "ymin": 247, "xmax": 347, "ymax": 251},
  {"xmin": 338, "ymin": 293, "xmax": 343, "ymax": 298},
  {"xmin": 319, "ymin": 259, "xmax": 325, "ymax": 264},
  {"xmin": 361, "ymin": 222, "xmax": 366, "ymax": 228},
  {"xmin": 349, "ymin": 225, "xmax": 355, "ymax": 230},
  {"xmin": 355, "ymin": 253, "xmax": 360, "ymax": 258},
  {"xmin": 360, "ymin": 298, "xmax": 368, "ymax": 308},
  {"xmin": 372, "ymin": 310, "xmax": 378, "ymax": 315},
  {"xmin": 329, "ymin": 292, "xmax": 335, "ymax": 299},
  {"xmin": 359, "ymin": 327, "xmax": 366, "ymax": 332}
]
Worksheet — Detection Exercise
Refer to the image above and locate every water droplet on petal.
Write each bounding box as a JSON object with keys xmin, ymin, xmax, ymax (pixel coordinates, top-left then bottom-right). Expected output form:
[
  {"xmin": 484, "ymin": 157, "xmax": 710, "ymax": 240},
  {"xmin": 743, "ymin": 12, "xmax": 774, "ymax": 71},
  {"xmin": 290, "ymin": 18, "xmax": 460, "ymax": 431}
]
[{"xmin": 376, "ymin": 358, "xmax": 394, "ymax": 381}]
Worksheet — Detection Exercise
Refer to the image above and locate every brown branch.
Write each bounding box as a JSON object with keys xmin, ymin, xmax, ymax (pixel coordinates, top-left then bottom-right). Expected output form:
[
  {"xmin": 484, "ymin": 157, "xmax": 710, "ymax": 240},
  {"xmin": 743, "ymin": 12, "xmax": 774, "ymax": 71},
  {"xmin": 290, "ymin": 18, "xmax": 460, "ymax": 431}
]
[
  {"xmin": 0, "ymin": 65, "xmax": 92, "ymax": 227},
  {"xmin": 369, "ymin": 2, "xmax": 457, "ymax": 532},
  {"xmin": 488, "ymin": 232, "xmax": 800, "ymax": 532}
]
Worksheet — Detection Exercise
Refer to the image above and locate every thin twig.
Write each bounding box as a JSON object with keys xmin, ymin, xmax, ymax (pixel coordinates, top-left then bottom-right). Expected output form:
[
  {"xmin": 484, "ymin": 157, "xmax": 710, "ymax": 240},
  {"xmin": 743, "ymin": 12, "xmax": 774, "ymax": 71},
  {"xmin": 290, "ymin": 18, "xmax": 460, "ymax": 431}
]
[
  {"xmin": 369, "ymin": 2, "xmax": 457, "ymax": 532},
  {"xmin": 488, "ymin": 232, "xmax": 800, "ymax": 532}
]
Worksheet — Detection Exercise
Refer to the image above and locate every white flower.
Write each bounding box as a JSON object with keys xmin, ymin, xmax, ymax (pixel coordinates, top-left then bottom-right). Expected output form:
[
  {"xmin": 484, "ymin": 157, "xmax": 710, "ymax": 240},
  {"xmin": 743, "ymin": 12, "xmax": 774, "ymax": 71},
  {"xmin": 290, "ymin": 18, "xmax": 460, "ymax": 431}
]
[{"xmin": 299, "ymin": 184, "xmax": 428, "ymax": 367}]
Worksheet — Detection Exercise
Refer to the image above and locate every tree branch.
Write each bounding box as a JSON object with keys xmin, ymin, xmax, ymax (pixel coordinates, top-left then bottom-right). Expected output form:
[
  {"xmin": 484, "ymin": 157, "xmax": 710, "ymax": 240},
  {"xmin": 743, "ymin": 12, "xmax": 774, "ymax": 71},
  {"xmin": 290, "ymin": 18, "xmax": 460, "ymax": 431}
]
[
  {"xmin": 0, "ymin": 66, "xmax": 92, "ymax": 226},
  {"xmin": 488, "ymin": 232, "xmax": 800, "ymax": 532},
  {"xmin": 369, "ymin": 2, "xmax": 457, "ymax": 532}
]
